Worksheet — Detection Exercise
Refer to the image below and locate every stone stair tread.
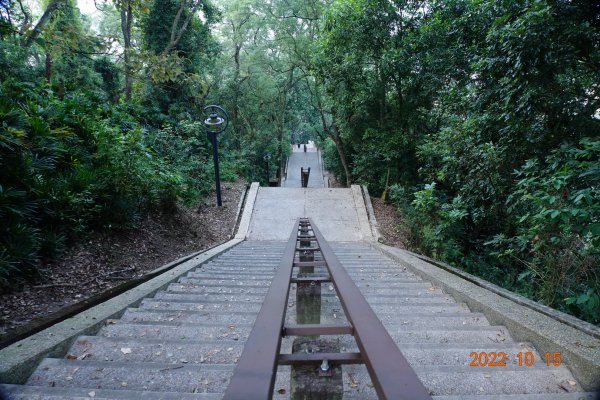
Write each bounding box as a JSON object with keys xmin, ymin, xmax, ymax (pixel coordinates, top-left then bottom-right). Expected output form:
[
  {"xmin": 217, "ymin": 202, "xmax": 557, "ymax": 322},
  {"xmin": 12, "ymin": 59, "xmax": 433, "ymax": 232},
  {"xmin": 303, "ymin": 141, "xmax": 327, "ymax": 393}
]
[
  {"xmin": 139, "ymin": 299, "xmax": 263, "ymax": 312},
  {"xmin": 390, "ymin": 326, "xmax": 514, "ymax": 344},
  {"xmin": 0, "ymin": 385, "xmax": 222, "ymax": 400},
  {"xmin": 185, "ymin": 273, "xmax": 274, "ymax": 280},
  {"xmin": 151, "ymin": 292, "xmax": 266, "ymax": 302},
  {"xmin": 99, "ymin": 320, "xmax": 253, "ymax": 340},
  {"xmin": 26, "ymin": 359, "xmax": 234, "ymax": 394},
  {"xmin": 120, "ymin": 308, "xmax": 258, "ymax": 325},
  {"xmin": 356, "ymin": 287, "xmax": 444, "ymax": 294},
  {"xmin": 381, "ymin": 313, "xmax": 491, "ymax": 328},
  {"xmin": 370, "ymin": 303, "xmax": 471, "ymax": 314},
  {"xmin": 187, "ymin": 270, "xmax": 275, "ymax": 277},
  {"xmin": 415, "ymin": 365, "xmax": 584, "ymax": 394},
  {"xmin": 331, "ymin": 364, "xmax": 584, "ymax": 396},
  {"xmin": 177, "ymin": 277, "xmax": 271, "ymax": 286},
  {"xmin": 166, "ymin": 283, "xmax": 268, "ymax": 294},
  {"xmin": 354, "ymin": 281, "xmax": 433, "ymax": 287},
  {"xmin": 66, "ymin": 336, "xmax": 244, "ymax": 364}
]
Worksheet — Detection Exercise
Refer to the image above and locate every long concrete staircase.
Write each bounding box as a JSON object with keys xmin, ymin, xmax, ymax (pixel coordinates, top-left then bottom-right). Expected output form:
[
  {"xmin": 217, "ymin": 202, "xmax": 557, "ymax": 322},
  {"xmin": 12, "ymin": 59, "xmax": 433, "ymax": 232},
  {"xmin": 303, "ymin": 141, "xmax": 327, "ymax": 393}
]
[
  {"xmin": 1, "ymin": 149, "xmax": 598, "ymax": 398},
  {"xmin": 1, "ymin": 239, "xmax": 596, "ymax": 399}
]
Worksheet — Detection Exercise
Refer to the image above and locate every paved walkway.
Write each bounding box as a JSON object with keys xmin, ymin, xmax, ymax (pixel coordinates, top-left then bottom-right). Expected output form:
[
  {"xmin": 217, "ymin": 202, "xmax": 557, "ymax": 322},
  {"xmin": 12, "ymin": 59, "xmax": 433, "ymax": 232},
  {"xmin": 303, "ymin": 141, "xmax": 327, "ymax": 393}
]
[
  {"xmin": 247, "ymin": 186, "xmax": 373, "ymax": 241},
  {"xmin": 282, "ymin": 146, "xmax": 324, "ymax": 188}
]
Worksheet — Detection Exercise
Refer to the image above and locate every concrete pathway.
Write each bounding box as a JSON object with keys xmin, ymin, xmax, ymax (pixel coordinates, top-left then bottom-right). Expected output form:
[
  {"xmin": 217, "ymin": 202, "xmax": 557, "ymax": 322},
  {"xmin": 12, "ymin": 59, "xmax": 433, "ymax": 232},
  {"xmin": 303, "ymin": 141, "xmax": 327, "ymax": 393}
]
[
  {"xmin": 282, "ymin": 147, "xmax": 324, "ymax": 188},
  {"xmin": 247, "ymin": 186, "xmax": 373, "ymax": 241}
]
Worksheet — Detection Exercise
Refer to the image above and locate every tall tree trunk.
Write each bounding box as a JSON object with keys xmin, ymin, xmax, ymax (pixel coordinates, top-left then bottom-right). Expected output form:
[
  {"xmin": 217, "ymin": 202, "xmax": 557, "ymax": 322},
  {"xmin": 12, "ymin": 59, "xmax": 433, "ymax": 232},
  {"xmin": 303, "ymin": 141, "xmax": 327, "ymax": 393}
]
[
  {"xmin": 58, "ymin": 78, "xmax": 65, "ymax": 99},
  {"xmin": 24, "ymin": 0, "xmax": 62, "ymax": 47},
  {"xmin": 163, "ymin": 0, "xmax": 200, "ymax": 54},
  {"xmin": 44, "ymin": 52, "xmax": 53, "ymax": 82},
  {"xmin": 232, "ymin": 43, "xmax": 242, "ymax": 149},
  {"xmin": 313, "ymin": 88, "xmax": 352, "ymax": 187},
  {"xmin": 120, "ymin": 1, "xmax": 133, "ymax": 101},
  {"xmin": 330, "ymin": 117, "xmax": 352, "ymax": 187},
  {"xmin": 277, "ymin": 93, "xmax": 286, "ymax": 182}
]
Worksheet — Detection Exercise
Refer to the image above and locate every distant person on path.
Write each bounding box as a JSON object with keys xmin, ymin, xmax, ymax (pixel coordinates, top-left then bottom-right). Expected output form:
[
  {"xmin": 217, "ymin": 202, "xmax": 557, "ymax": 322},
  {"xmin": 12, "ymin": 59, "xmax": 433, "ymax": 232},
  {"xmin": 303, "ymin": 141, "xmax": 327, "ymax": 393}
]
[
  {"xmin": 297, "ymin": 143, "xmax": 300, "ymax": 149},
  {"xmin": 303, "ymin": 144, "xmax": 307, "ymax": 152}
]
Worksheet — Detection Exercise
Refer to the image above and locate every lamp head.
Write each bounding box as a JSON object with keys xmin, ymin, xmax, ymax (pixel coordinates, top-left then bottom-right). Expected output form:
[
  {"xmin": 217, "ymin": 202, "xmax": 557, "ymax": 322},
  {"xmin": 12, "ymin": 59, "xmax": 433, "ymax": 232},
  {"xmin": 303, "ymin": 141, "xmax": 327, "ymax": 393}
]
[{"xmin": 204, "ymin": 112, "xmax": 225, "ymax": 132}]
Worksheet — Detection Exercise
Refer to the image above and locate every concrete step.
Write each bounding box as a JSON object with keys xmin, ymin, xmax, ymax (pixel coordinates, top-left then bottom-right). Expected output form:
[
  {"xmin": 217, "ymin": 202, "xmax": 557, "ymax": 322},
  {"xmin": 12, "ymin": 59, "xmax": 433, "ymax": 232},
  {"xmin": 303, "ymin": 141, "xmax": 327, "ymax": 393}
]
[
  {"xmin": 0, "ymin": 385, "xmax": 221, "ymax": 399},
  {"xmin": 152, "ymin": 290, "xmax": 453, "ymax": 305},
  {"xmin": 353, "ymin": 281, "xmax": 433, "ymax": 289},
  {"xmin": 67, "ymin": 336, "xmax": 244, "ymax": 364},
  {"xmin": 381, "ymin": 312, "xmax": 490, "ymax": 328},
  {"xmin": 201, "ymin": 260, "xmax": 280, "ymax": 267},
  {"xmin": 369, "ymin": 303, "xmax": 471, "ymax": 314},
  {"xmin": 166, "ymin": 283, "xmax": 268, "ymax": 295},
  {"xmin": 210, "ymin": 257, "xmax": 282, "ymax": 262},
  {"xmin": 186, "ymin": 272, "xmax": 274, "ymax": 280},
  {"xmin": 345, "ymin": 267, "xmax": 418, "ymax": 275},
  {"xmin": 340, "ymin": 285, "xmax": 446, "ymax": 295},
  {"xmin": 99, "ymin": 320, "xmax": 253, "ymax": 341},
  {"xmin": 26, "ymin": 359, "xmax": 234, "ymax": 393},
  {"xmin": 362, "ymin": 294, "xmax": 456, "ymax": 303},
  {"xmin": 139, "ymin": 299, "xmax": 263, "ymax": 312},
  {"xmin": 390, "ymin": 326, "xmax": 514, "ymax": 344},
  {"xmin": 327, "ymin": 364, "xmax": 585, "ymax": 396},
  {"xmin": 121, "ymin": 308, "xmax": 258, "ymax": 325},
  {"xmin": 414, "ymin": 365, "xmax": 584, "ymax": 395},
  {"xmin": 152, "ymin": 291, "xmax": 266, "ymax": 303},
  {"xmin": 177, "ymin": 277, "xmax": 271, "ymax": 287},
  {"xmin": 188, "ymin": 270, "xmax": 275, "ymax": 277},
  {"xmin": 394, "ymin": 342, "xmax": 543, "ymax": 367},
  {"xmin": 348, "ymin": 276, "xmax": 423, "ymax": 283}
]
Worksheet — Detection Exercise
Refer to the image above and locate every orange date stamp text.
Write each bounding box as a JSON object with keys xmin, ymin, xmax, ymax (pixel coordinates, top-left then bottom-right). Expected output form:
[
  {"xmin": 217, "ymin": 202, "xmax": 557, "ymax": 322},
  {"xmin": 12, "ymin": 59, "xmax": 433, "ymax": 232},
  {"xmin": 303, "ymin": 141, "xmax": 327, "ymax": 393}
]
[{"xmin": 469, "ymin": 351, "xmax": 562, "ymax": 367}]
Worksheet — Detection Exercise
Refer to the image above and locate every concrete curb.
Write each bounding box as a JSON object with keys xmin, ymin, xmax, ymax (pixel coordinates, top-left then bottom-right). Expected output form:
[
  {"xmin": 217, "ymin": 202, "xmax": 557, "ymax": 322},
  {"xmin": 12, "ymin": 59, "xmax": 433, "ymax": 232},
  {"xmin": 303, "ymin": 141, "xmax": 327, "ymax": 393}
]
[
  {"xmin": 230, "ymin": 183, "xmax": 249, "ymax": 238},
  {"xmin": 407, "ymin": 250, "xmax": 600, "ymax": 340},
  {"xmin": 0, "ymin": 239, "xmax": 243, "ymax": 384},
  {"xmin": 350, "ymin": 185, "xmax": 376, "ymax": 241},
  {"xmin": 235, "ymin": 182, "xmax": 259, "ymax": 239},
  {"xmin": 376, "ymin": 243, "xmax": 600, "ymax": 391},
  {"xmin": 360, "ymin": 185, "xmax": 381, "ymax": 242}
]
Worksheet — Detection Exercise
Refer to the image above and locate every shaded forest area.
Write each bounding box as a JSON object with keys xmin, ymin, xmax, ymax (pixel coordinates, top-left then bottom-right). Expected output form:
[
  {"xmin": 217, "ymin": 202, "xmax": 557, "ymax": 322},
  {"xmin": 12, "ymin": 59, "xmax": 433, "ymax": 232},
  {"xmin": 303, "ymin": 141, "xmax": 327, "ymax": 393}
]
[{"xmin": 0, "ymin": 0, "xmax": 598, "ymax": 325}]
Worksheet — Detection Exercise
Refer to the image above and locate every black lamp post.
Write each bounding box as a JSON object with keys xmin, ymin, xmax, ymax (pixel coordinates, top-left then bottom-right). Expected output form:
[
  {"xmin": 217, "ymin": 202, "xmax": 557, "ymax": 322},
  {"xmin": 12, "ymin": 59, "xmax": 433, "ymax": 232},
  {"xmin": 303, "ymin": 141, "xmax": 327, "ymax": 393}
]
[
  {"xmin": 263, "ymin": 153, "xmax": 271, "ymax": 185},
  {"xmin": 203, "ymin": 105, "xmax": 229, "ymax": 207}
]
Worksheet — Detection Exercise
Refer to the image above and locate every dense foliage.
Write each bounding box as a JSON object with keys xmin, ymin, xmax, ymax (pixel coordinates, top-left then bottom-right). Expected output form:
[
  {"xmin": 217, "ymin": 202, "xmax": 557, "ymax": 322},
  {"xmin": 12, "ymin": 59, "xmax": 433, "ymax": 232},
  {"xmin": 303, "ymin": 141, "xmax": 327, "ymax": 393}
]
[
  {"xmin": 1, "ymin": 0, "xmax": 598, "ymax": 324},
  {"xmin": 0, "ymin": 0, "xmax": 234, "ymax": 289},
  {"xmin": 316, "ymin": 0, "xmax": 600, "ymax": 324}
]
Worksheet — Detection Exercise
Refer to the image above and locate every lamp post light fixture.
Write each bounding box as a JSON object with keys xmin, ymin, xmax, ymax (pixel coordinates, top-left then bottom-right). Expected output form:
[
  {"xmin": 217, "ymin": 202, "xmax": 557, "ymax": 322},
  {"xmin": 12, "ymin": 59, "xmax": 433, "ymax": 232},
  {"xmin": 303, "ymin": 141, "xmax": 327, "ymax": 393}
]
[
  {"xmin": 263, "ymin": 153, "xmax": 272, "ymax": 185},
  {"xmin": 203, "ymin": 105, "xmax": 229, "ymax": 207}
]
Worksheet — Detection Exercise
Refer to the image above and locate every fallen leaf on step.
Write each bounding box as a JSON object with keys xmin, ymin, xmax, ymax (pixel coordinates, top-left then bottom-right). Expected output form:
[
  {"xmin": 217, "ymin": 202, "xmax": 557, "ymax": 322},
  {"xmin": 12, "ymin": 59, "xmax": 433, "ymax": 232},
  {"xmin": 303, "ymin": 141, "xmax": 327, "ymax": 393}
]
[
  {"xmin": 88, "ymin": 392, "xmax": 95, "ymax": 398},
  {"xmin": 66, "ymin": 354, "xmax": 77, "ymax": 360},
  {"xmin": 120, "ymin": 347, "xmax": 132, "ymax": 354},
  {"xmin": 347, "ymin": 372, "xmax": 359, "ymax": 388},
  {"xmin": 568, "ymin": 380, "xmax": 577, "ymax": 386},
  {"xmin": 277, "ymin": 388, "xmax": 286, "ymax": 394}
]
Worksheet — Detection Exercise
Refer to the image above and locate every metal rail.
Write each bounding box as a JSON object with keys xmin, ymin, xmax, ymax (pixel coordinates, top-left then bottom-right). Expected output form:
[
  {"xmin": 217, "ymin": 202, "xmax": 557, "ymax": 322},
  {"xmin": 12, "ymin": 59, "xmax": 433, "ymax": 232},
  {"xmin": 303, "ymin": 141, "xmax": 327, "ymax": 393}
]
[{"xmin": 223, "ymin": 218, "xmax": 432, "ymax": 400}]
